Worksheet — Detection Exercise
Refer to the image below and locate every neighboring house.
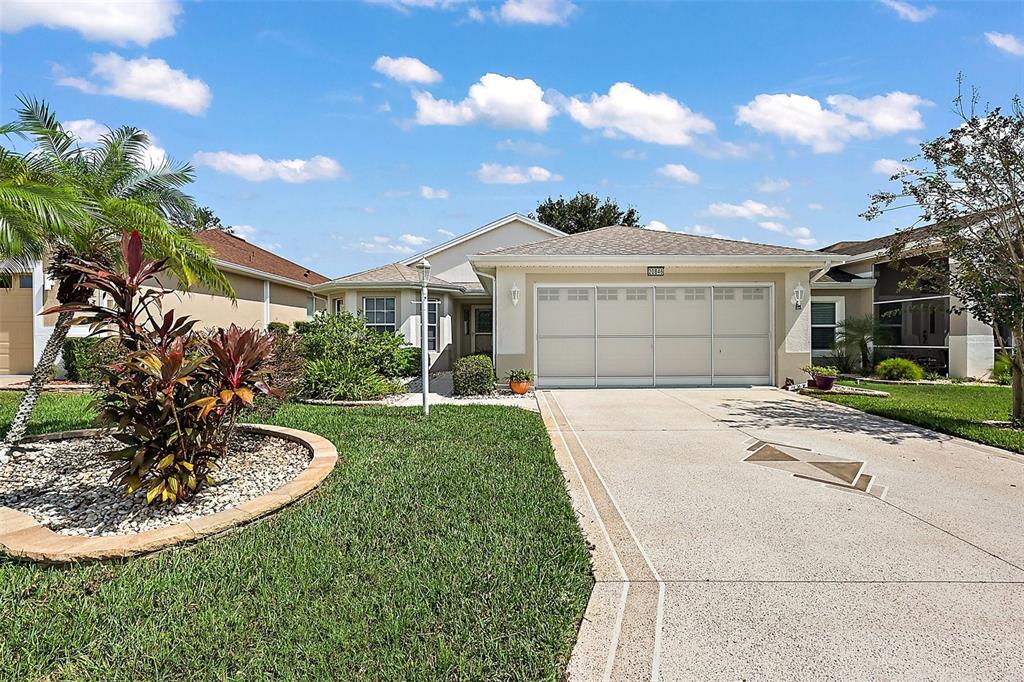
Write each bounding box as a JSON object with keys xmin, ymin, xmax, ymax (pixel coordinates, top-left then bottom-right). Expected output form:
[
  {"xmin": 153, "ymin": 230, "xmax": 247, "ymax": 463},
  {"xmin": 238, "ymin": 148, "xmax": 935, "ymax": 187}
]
[
  {"xmin": 814, "ymin": 223, "xmax": 996, "ymax": 378},
  {"xmin": 0, "ymin": 229, "xmax": 327, "ymax": 376},
  {"xmin": 318, "ymin": 212, "xmax": 839, "ymax": 386},
  {"xmin": 314, "ymin": 214, "xmax": 565, "ymax": 371}
]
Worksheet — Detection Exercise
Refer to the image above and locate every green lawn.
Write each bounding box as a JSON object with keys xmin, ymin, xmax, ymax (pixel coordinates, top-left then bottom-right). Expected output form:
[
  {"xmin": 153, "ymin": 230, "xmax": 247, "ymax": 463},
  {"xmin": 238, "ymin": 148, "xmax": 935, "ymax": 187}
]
[
  {"xmin": 0, "ymin": 392, "xmax": 592, "ymax": 680},
  {"xmin": 812, "ymin": 381, "xmax": 1023, "ymax": 454}
]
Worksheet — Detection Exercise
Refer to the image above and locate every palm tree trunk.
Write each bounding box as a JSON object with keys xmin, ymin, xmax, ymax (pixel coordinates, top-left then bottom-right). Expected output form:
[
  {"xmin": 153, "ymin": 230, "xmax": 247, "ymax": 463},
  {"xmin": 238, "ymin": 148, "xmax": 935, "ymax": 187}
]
[{"xmin": 1, "ymin": 310, "xmax": 73, "ymax": 449}]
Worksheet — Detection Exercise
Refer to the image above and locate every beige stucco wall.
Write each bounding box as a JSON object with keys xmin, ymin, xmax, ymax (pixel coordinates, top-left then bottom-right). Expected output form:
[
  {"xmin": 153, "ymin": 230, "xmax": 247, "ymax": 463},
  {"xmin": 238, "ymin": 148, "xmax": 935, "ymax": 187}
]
[
  {"xmin": 493, "ymin": 266, "xmax": 813, "ymax": 386},
  {"xmin": 810, "ymin": 286, "xmax": 873, "ymax": 321},
  {"xmin": 269, "ymin": 282, "xmax": 311, "ymax": 327},
  {"xmin": 422, "ymin": 219, "xmax": 558, "ymax": 285},
  {"xmin": 162, "ymin": 271, "xmax": 265, "ymax": 330}
]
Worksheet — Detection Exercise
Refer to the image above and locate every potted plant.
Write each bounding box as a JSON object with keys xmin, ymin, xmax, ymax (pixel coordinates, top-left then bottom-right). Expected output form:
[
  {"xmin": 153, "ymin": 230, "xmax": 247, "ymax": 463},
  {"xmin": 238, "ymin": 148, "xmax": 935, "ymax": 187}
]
[
  {"xmin": 507, "ymin": 368, "xmax": 534, "ymax": 395},
  {"xmin": 803, "ymin": 364, "xmax": 839, "ymax": 391}
]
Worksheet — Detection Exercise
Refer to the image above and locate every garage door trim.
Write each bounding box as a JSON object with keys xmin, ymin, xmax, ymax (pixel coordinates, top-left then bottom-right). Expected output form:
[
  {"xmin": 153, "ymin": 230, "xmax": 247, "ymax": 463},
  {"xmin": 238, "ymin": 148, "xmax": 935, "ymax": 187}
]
[{"xmin": 533, "ymin": 281, "xmax": 775, "ymax": 388}]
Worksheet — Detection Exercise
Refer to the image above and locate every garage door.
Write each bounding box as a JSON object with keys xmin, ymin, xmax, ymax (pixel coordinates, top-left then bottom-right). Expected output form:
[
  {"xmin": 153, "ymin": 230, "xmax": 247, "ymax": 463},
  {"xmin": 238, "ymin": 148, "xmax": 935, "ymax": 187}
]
[
  {"xmin": 0, "ymin": 273, "xmax": 35, "ymax": 375},
  {"xmin": 536, "ymin": 284, "xmax": 771, "ymax": 388}
]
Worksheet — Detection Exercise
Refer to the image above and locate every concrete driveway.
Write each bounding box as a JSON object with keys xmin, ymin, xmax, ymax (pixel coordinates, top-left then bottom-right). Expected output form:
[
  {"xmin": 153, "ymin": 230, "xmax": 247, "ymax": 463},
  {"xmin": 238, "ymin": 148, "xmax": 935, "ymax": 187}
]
[{"xmin": 538, "ymin": 388, "xmax": 1024, "ymax": 681}]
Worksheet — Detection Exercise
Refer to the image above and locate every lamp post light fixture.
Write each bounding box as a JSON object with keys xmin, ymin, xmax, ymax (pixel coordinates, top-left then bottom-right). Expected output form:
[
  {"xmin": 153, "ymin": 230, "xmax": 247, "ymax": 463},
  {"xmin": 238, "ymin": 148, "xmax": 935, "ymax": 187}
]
[
  {"xmin": 414, "ymin": 258, "xmax": 431, "ymax": 416},
  {"xmin": 790, "ymin": 282, "xmax": 806, "ymax": 310},
  {"xmin": 510, "ymin": 282, "xmax": 520, "ymax": 307}
]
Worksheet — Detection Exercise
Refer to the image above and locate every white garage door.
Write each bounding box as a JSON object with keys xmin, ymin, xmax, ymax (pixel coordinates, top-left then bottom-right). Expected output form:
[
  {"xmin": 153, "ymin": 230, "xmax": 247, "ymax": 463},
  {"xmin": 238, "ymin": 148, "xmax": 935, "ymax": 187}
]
[{"xmin": 536, "ymin": 284, "xmax": 771, "ymax": 388}]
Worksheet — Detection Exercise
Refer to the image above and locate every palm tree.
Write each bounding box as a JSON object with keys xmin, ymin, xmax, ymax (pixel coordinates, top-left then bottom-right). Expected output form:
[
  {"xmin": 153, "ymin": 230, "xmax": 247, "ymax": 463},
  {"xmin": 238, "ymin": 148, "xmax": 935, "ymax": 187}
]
[
  {"xmin": 835, "ymin": 314, "xmax": 890, "ymax": 372},
  {"xmin": 1, "ymin": 98, "xmax": 232, "ymax": 448}
]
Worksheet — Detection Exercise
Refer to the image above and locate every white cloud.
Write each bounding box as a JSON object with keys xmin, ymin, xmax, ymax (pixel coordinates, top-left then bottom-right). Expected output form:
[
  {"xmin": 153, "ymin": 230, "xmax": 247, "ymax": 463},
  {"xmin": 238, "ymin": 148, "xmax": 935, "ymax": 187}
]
[
  {"xmin": 193, "ymin": 151, "xmax": 345, "ymax": 183},
  {"xmin": 498, "ymin": 0, "xmax": 577, "ymax": 25},
  {"xmin": 1, "ymin": 0, "xmax": 180, "ymax": 46},
  {"xmin": 466, "ymin": 6, "xmax": 486, "ymax": 21},
  {"xmin": 258, "ymin": 242, "xmax": 283, "ymax": 251},
  {"xmin": 373, "ymin": 56, "xmax": 442, "ymax": 84},
  {"xmin": 377, "ymin": 101, "xmax": 392, "ymax": 113},
  {"xmin": 707, "ymin": 200, "xmax": 788, "ymax": 220},
  {"xmin": 681, "ymin": 224, "xmax": 750, "ymax": 242},
  {"xmin": 232, "ymin": 224, "xmax": 258, "ymax": 239},
  {"xmin": 63, "ymin": 118, "xmax": 107, "ymax": 143},
  {"xmin": 567, "ymin": 82, "xmax": 715, "ymax": 146},
  {"xmin": 985, "ymin": 31, "xmax": 1024, "ymax": 56},
  {"xmin": 438, "ymin": 228, "xmax": 456, "ymax": 237},
  {"xmin": 807, "ymin": 202, "xmax": 824, "ymax": 211},
  {"xmin": 618, "ymin": 149, "xmax": 647, "ymax": 160},
  {"xmin": 872, "ymin": 158, "xmax": 910, "ymax": 176},
  {"xmin": 756, "ymin": 177, "xmax": 790, "ymax": 193},
  {"xmin": 879, "ymin": 0, "xmax": 936, "ymax": 22},
  {"xmin": 476, "ymin": 163, "xmax": 562, "ymax": 184},
  {"xmin": 758, "ymin": 221, "xmax": 817, "ymax": 245},
  {"xmin": 496, "ymin": 138, "xmax": 557, "ymax": 156},
  {"xmin": 736, "ymin": 91, "xmax": 931, "ymax": 152},
  {"xmin": 64, "ymin": 118, "xmax": 167, "ymax": 168},
  {"xmin": 56, "ymin": 53, "xmax": 211, "ymax": 115},
  {"xmin": 656, "ymin": 163, "xmax": 700, "ymax": 185},
  {"xmin": 645, "ymin": 220, "xmax": 669, "ymax": 231},
  {"xmin": 420, "ymin": 185, "xmax": 449, "ymax": 199},
  {"xmin": 400, "ymin": 234, "xmax": 431, "ymax": 246},
  {"xmin": 353, "ymin": 235, "xmax": 415, "ymax": 255},
  {"xmin": 414, "ymin": 73, "xmax": 555, "ymax": 131}
]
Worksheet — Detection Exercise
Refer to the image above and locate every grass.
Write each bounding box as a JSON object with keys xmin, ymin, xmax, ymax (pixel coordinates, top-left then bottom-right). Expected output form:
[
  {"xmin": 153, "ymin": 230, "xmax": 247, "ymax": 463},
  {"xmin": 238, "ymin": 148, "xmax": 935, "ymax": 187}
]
[
  {"xmin": 0, "ymin": 392, "xmax": 593, "ymax": 680},
  {"xmin": 812, "ymin": 380, "xmax": 1023, "ymax": 454}
]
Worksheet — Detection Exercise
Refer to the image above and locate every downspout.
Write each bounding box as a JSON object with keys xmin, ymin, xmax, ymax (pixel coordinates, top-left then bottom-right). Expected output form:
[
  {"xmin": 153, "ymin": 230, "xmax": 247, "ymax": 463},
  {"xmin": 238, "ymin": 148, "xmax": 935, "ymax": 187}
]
[
  {"xmin": 810, "ymin": 258, "xmax": 834, "ymax": 284},
  {"xmin": 476, "ymin": 271, "xmax": 497, "ymax": 372}
]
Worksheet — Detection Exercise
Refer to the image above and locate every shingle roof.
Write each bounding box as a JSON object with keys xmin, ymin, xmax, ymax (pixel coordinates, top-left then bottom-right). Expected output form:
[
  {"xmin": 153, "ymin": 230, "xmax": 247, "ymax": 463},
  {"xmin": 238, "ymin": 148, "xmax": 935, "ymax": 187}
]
[
  {"xmin": 819, "ymin": 221, "xmax": 950, "ymax": 257},
  {"xmin": 196, "ymin": 229, "xmax": 328, "ymax": 285},
  {"xmin": 328, "ymin": 262, "xmax": 454, "ymax": 287},
  {"xmin": 479, "ymin": 225, "xmax": 826, "ymax": 257},
  {"xmin": 814, "ymin": 268, "xmax": 865, "ymax": 283}
]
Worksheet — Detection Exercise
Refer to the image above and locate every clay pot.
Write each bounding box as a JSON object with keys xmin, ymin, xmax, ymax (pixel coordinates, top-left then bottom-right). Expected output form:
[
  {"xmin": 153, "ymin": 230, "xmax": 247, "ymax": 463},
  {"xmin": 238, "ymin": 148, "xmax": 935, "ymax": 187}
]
[{"xmin": 509, "ymin": 379, "xmax": 530, "ymax": 395}]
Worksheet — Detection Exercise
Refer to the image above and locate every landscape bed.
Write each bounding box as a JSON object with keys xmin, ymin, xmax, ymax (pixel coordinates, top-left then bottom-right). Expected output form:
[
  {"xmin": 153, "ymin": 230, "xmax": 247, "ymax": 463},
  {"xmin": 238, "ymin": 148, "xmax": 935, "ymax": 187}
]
[
  {"xmin": 811, "ymin": 380, "xmax": 1023, "ymax": 454},
  {"xmin": 0, "ymin": 392, "xmax": 593, "ymax": 680}
]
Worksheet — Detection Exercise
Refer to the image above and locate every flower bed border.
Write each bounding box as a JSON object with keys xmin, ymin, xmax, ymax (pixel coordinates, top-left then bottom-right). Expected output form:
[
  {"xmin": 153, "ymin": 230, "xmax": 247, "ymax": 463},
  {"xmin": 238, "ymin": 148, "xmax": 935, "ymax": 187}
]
[{"xmin": 0, "ymin": 424, "xmax": 338, "ymax": 564}]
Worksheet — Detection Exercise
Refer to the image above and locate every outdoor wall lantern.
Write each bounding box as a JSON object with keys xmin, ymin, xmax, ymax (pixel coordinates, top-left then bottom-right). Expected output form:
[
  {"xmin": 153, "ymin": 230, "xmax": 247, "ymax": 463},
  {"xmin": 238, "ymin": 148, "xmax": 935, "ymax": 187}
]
[
  {"xmin": 510, "ymin": 282, "xmax": 520, "ymax": 307},
  {"xmin": 790, "ymin": 282, "xmax": 805, "ymax": 310}
]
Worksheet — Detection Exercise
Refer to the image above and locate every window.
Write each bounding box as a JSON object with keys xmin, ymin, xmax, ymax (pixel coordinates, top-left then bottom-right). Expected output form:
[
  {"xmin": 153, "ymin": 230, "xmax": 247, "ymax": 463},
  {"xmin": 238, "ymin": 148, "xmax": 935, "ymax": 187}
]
[
  {"xmin": 655, "ymin": 288, "xmax": 677, "ymax": 301},
  {"xmin": 306, "ymin": 296, "xmax": 315, "ymax": 319},
  {"xmin": 713, "ymin": 288, "xmax": 735, "ymax": 301},
  {"xmin": 683, "ymin": 287, "xmax": 706, "ymax": 301},
  {"xmin": 567, "ymin": 288, "xmax": 590, "ymax": 301},
  {"xmin": 597, "ymin": 288, "xmax": 618, "ymax": 301},
  {"xmin": 811, "ymin": 301, "xmax": 838, "ymax": 352},
  {"xmin": 742, "ymin": 287, "xmax": 765, "ymax": 301},
  {"xmin": 19, "ymin": 274, "xmax": 32, "ymax": 289},
  {"xmin": 415, "ymin": 298, "xmax": 440, "ymax": 351},
  {"xmin": 625, "ymin": 287, "xmax": 648, "ymax": 301},
  {"xmin": 333, "ymin": 297, "xmax": 344, "ymax": 314},
  {"xmin": 0, "ymin": 275, "xmax": 10, "ymax": 289},
  {"xmin": 363, "ymin": 296, "xmax": 396, "ymax": 334},
  {"xmin": 538, "ymin": 289, "xmax": 560, "ymax": 301}
]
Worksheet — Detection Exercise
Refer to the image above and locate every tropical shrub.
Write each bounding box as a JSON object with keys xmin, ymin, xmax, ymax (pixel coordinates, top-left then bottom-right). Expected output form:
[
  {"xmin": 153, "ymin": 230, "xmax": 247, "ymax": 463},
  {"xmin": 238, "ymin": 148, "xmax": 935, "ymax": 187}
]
[
  {"xmin": 875, "ymin": 357, "xmax": 925, "ymax": 381},
  {"xmin": 395, "ymin": 344, "xmax": 422, "ymax": 378},
  {"xmin": 453, "ymin": 354, "xmax": 495, "ymax": 396},
  {"xmin": 507, "ymin": 368, "xmax": 534, "ymax": 383},
  {"xmin": 292, "ymin": 320, "xmax": 311, "ymax": 334},
  {"xmin": 267, "ymin": 321, "xmax": 290, "ymax": 334},
  {"xmin": 46, "ymin": 232, "xmax": 276, "ymax": 505},
  {"xmin": 251, "ymin": 331, "xmax": 306, "ymax": 418},
  {"xmin": 303, "ymin": 358, "xmax": 403, "ymax": 401},
  {"xmin": 993, "ymin": 352, "xmax": 1012, "ymax": 385},
  {"xmin": 62, "ymin": 337, "xmax": 126, "ymax": 383}
]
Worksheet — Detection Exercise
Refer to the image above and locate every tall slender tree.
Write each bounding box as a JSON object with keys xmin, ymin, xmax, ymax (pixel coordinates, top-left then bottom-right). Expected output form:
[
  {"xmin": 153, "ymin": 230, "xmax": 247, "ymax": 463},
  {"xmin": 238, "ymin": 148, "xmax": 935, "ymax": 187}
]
[{"xmin": 0, "ymin": 98, "xmax": 232, "ymax": 448}]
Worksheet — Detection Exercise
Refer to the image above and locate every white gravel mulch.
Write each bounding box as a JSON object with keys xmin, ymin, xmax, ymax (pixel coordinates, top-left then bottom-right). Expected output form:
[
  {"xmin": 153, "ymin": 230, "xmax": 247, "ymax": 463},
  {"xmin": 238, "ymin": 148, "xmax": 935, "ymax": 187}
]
[{"xmin": 0, "ymin": 431, "xmax": 311, "ymax": 537}]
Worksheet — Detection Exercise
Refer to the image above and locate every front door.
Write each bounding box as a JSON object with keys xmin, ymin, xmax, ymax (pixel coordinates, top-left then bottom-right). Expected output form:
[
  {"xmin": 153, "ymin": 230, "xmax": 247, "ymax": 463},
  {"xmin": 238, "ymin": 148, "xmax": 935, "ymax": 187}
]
[{"xmin": 471, "ymin": 306, "xmax": 493, "ymax": 355}]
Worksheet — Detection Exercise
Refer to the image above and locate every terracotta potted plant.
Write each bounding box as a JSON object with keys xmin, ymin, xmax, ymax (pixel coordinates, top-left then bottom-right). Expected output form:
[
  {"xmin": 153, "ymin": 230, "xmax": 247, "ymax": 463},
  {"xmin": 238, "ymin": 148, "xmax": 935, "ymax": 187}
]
[
  {"xmin": 803, "ymin": 364, "xmax": 838, "ymax": 391},
  {"xmin": 507, "ymin": 368, "xmax": 534, "ymax": 395}
]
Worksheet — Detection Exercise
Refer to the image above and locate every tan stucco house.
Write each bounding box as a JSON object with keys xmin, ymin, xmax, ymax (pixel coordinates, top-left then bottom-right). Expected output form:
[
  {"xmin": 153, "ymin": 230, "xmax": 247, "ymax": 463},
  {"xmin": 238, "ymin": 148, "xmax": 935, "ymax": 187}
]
[
  {"xmin": 317, "ymin": 213, "xmax": 843, "ymax": 387},
  {"xmin": 0, "ymin": 229, "xmax": 327, "ymax": 376}
]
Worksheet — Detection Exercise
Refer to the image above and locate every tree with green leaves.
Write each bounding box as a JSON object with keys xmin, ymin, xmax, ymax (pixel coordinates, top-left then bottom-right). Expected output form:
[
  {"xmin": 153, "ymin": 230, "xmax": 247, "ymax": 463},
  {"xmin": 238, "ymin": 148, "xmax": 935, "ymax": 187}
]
[
  {"xmin": 178, "ymin": 205, "xmax": 226, "ymax": 233},
  {"xmin": 834, "ymin": 314, "xmax": 890, "ymax": 372},
  {"xmin": 530, "ymin": 192, "xmax": 641, "ymax": 234},
  {"xmin": 863, "ymin": 81, "xmax": 1024, "ymax": 422},
  {"xmin": 0, "ymin": 98, "xmax": 232, "ymax": 449}
]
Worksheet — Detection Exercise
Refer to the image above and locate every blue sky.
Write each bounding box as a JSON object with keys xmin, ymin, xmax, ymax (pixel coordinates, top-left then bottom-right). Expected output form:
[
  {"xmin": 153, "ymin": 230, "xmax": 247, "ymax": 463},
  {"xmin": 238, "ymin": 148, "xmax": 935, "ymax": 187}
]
[{"xmin": 2, "ymin": 0, "xmax": 1022, "ymax": 277}]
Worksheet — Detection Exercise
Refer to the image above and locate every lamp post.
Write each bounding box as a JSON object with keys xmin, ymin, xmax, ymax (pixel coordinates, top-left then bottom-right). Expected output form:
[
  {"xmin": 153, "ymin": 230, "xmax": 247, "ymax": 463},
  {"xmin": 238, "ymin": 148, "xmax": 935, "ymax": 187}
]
[{"xmin": 414, "ymin": 258, "xmax": 431, "ymax": 416}]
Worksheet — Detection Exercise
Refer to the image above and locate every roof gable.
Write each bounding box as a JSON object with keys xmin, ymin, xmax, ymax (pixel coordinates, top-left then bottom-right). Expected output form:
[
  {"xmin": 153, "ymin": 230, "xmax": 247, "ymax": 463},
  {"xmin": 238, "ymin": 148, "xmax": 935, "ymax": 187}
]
[
  {"xmin": 400, "ymin": 213, "xmax": 563, "ymax": 265},
  {"xmin": 479, "ymin": 224, "xmax": 827, "ymax": 258}
]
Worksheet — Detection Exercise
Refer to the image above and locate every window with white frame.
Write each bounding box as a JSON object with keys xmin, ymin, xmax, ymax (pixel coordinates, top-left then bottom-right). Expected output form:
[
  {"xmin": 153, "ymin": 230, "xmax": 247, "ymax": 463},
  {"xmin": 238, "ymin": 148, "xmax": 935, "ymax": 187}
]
[
  {"xmin": 811, "ymin": 299, "xmax": 843, "ymax": 353},
  {"xmin": 597, "ymin": 288, "xmax": 618, "ymax": 301},
  {"xmin": 742, "ymin": 287, "xmax": 766, "ymax": 301},
  {"xmin": 415, "ymin": 298, "xmax": 440, "ymax": 351},
  {"xmin": 625, "ymin": 287, "xmax": 648, "ymax": 301},
  {"xmin": 567, "ymin": 288, "xmax": 590, "ymax": 301},
  {"xmin": 655, "ymin": 288, "xmax": 677, "ymax": 301},
  {"xmin": 683, "ymin": 287, "xmax": 706, "ymax": 301},
  {"xmin": 363, "ymin": 296, "xmax": 396, "ymax": 334},
  {"xmin": 538, "ymin": 289, "xmax": 560, "ymax": 301},
  {"xmin": 713, "ymin": 288, "xmax": 735, "ymax": 301},
  {"xmin": 333, "ymin": 297, "xmax": 344, "ymax": 314}
]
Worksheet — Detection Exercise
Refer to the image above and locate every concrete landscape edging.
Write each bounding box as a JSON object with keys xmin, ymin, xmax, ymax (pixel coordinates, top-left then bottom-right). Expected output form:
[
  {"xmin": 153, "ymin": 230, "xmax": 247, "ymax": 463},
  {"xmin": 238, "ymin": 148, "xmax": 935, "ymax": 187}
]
[{"xmin": 0, "ymin": 424, "xmax": 338, "ymax": 564}]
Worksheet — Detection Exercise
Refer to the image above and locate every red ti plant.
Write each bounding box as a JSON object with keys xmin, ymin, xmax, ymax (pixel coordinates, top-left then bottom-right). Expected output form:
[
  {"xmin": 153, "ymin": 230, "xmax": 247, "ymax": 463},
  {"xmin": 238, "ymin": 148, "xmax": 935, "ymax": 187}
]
[{"xmin": 45, "ymin": 232, "xmax": 276, "ymax": 505}]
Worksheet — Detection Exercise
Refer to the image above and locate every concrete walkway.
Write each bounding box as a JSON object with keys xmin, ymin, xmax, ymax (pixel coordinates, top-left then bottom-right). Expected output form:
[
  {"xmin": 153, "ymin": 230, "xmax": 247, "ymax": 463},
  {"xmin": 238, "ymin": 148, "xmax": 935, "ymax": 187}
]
[{"xmin": 539, "ymin": 388, "xmax": 1024, "ymax": 681}]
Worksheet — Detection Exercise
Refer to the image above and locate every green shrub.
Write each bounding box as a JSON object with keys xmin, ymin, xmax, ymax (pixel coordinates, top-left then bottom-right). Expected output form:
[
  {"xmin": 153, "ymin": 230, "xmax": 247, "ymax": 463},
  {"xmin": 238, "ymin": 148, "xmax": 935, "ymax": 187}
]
[
  {"xmin": 62, "ymin": 336, "xmax": 127, "ymax": 383},
  {"xmin": 875, "ymin": 357, "xmax": 925, "ymax": 381},
  {"xmin": 302, "ymin": 358, "xmax": 403, "ymax": 401},
  {"xmin": 267, "ymin": 321, "xmax": 290, "ymax": 334},
  {"xmin": 299, "ymin": 312, "xmax": 410, "ymax": 379},
  {"xmin": 993, "ymin": 352, "xmax": 1012, "ymax": 385},
  {"xmin": 250, "ymin": 331, "xmax": 306, "ymax": 419},
  {"xmin": 395, "ymin": 344, "xmax": 422, "ymax": 377},
  {"xmin": 292, "ymin": 320, "xmax": 311, "ymax": 335},
  {"xmin": 453, "ymin": 354, "xmax": 495, "ymax": 396},
  {"xmin": 507, "ymin": 368, "xmax": 534, "ymax": 383}
]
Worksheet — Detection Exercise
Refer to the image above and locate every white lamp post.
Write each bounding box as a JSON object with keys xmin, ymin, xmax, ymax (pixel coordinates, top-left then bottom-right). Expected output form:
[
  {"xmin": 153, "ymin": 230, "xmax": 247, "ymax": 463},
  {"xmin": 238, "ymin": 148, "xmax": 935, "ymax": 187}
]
[{"xmin": 414, "ymin": 258, "xmax": 431, "ymax": 416}]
